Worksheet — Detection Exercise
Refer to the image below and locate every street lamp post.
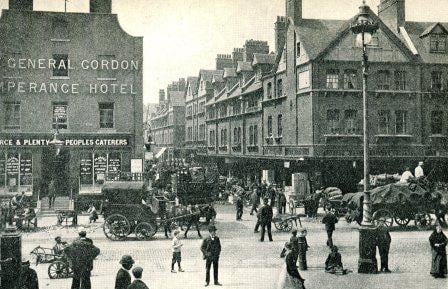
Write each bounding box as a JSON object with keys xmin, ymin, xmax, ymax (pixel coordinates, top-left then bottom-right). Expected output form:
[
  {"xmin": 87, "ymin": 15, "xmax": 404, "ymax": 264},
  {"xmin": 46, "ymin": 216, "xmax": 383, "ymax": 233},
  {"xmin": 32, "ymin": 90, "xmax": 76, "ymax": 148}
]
[{"xmin": 350, "ymin": 1, "xmax": 378, "ymax": 274}]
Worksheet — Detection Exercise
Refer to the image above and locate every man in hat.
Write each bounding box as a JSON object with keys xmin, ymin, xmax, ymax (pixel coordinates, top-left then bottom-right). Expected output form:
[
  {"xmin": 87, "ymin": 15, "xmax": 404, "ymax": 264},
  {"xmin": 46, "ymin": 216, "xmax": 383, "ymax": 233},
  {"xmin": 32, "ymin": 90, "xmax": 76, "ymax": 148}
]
[
  {"xmin": 115, "ymin": 255, "xmax": 134, "ymax": 289},
  {"xmin": 128, "ymin": 267, "xmax": 149, "ymax": 289},
  {"xmin": 64, "ymin": 230, "xmax": 100, "ymax": 289},
  {"xmin": 53, "ymin": 236, "xmax": 67, "ymax": 256},
  {"xmin": 77, "ymin": 229, "xmax": 94, "ymax": 244},
  {"xmin": 201, "ymin": 225, "xmax": 222, "ymax": 286},
  {"xmin": 322, "ymin": 208, "xmax": 338, "ymax": 247},
  {"xmin": 376, "ymin": 223, "xmax": 392, "ymax": 273},
  {"xmin": 20, "ymin": 259, "xmax": 39, "ymax": 289},
  {"xmin": 259, "ymin": 198, "xmax": 273, "ymax": 242},
  {"xmin": 415, "ymin": 161, "xmax": 424, "ymax": 179}
]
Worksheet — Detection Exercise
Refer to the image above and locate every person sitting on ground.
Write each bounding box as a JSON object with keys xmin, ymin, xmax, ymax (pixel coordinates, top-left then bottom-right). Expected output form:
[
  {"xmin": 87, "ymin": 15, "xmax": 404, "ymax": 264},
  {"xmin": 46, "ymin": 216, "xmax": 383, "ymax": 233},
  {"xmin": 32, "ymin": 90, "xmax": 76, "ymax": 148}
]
[
  {"xmin": 325, "ymin": 246, "xmax": 347, "ymax": 274},
  {"xmin": 53, "ymin": 236, "xmax": 67, "ymax": 256},
  {"xmin": 87, "ymin": 204, "xmax": 98, "ymax": 223},
  {"xmin": 128, "ymin": 266, "xmax": 149, "ymax": 289}
]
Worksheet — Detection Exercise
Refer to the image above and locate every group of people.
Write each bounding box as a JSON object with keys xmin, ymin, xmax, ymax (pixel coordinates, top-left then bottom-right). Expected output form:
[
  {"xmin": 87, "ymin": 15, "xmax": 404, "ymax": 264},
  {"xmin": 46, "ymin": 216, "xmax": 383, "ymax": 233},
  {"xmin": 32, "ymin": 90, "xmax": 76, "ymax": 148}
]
[{"xmin": 115, "ymin": 255, "xmax": 149, "ymax": 289}]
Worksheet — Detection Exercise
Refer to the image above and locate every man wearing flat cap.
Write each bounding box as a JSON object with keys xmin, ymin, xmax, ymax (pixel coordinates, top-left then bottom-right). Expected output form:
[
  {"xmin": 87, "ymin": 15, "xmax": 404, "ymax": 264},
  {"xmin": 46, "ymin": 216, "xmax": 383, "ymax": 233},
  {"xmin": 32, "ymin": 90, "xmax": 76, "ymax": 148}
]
[
  {"xmin": 128, "ymin": 266, "xmax": 149, "ymax": 289},
  {"xmin": 20, "ymin": 259, "xmax": 39, "ymax": 289},
  {"xmin": 200, "ymin": 225, "xmax": 222, "ymax": 286},
  {"xmin": 115, "ymin": 255, "xmax": 134, "ymax": 289}
]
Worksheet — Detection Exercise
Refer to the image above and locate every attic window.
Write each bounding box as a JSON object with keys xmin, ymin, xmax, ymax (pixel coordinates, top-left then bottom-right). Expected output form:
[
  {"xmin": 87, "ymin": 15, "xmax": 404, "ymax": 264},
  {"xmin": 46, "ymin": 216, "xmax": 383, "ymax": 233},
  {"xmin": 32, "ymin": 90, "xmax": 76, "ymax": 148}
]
[
  {"xmin": 430, "ymin": 34, "xmax": 446, "ymax": 53},
  {"xmin": 296, "ymin": 42, "xmax": 301, "ymax": 57}
]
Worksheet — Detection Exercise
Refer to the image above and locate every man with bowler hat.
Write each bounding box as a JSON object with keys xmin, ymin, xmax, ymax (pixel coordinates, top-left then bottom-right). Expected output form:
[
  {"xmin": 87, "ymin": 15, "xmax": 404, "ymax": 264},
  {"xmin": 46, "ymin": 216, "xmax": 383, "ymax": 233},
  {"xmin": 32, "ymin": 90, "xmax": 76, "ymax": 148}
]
[
  {"xmin": 259, "ymin": 198, "xmax": 273, "ymax": 242},
  {"xmin": 115, "ymin": 255, "xmax": 134, "ymax": 289},
  {"xmin": 201, "ymin": 225, "xmax": 222, "ymax": 286}
]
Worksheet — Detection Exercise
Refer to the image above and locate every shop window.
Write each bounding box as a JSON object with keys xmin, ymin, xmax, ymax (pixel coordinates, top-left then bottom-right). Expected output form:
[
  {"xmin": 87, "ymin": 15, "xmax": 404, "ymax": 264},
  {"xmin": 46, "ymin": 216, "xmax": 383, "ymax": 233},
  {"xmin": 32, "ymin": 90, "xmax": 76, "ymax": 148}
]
[
  {"xmin": 277, "ymin": 79, "xmax": 283, "ymax": 97},
  {"xmin": 343, "ymin": 70, "xmax": 358, "ymax": 89},
  {"xmin": 4, "ymin": 102, "xmax": 21, "ymax": 129},
  {"xmin": 52, "ymin": 103, "xmax": 68, "ymax": 129},
  {"xmin": 377, "ymin": 70, "xmax": 391, "ymax": 90},
  {"xmin": 326, "ymin": 70, "xmax": 339, "ymax": 89},
  {"xmin": 431, "ymin": 111, "xmax": 444, "ymax": 134},
  {"xmin": 20, "ymin": 152, "xmax": 33, "ymax": 187},
  {"xmin": 107, "ymin": 152, "xmax": 121, "ymax": 180},
  {"xmin": 80, "ymin": 152, "xmax": 123, "ymax": 186},
  {"xmin": 378, "ymin": 110, "xmax": 391, "ymax": 134},
  {"xmin": 394, "ymin": 71, "xmax": 407, "ymax": 91},
  {"xmin": 344, "ymin": 110, "xmax": 358, "ymax": 134},
  {"xmin": 327, "ymin": 109, "xmax": 340, "ymax": 134},
  {"xmin": 6, "ymin": 152, "xmax": 19, "ymax": 191},
  {"xmin": 0, "ymin": 151, "xmax": 32, "ymax": 193},
  {"xmin": 80, "ymin": 152, "xmax": 93, "ymax": 185},
  {"xmin": 99, "ymin": 102, "xmax": 114, "ymax": 128},
  {"xmin": 53, "ymin": 53, "xmax": 69, "ymax": 77},
  {"xmin": 395, "ymin": 110, "xmax": 408, "ymax": 134},
  {"xmin": 267, "ymin": 116, "xmax": 273, "ymax": 137},
  {"xmin": 430, "ymin": 34, "xmax": 446, "ymax": 53}
]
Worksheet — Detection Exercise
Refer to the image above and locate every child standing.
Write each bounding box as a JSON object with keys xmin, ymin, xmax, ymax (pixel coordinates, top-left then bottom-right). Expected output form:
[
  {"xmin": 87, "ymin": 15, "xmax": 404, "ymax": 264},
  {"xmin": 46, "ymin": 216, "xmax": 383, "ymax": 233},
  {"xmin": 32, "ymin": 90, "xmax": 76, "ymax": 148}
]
[{"xmin": 171, "ymin": 230, "xmax": 184, "ymax": 273}]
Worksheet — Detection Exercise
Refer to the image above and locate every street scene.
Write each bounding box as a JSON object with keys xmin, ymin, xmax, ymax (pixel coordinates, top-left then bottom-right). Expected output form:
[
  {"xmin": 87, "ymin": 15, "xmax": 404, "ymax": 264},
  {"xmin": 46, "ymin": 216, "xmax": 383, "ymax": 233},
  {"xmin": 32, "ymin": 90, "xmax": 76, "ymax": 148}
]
[{"xmin": 1, "ymin": 0, "xmax": 448, "ymax": 289}]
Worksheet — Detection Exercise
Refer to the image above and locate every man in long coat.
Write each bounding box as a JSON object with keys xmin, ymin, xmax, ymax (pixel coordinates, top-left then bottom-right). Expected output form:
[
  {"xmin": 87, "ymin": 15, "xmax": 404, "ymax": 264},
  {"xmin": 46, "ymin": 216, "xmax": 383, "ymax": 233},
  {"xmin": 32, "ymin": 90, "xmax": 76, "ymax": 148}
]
[
  {"xmin": 115, "ymin": 255, "xmax": 134, "ymax": 289},
  {"xmin": 259, "ymin": 198, "xmax": 273, "ymax": 242},
  {"xmin": 201, "ymin": 225, "xmax": 222, "ymax": 286},
  {"xmin": 377, "ymin": 223, "xmax": 392, "ymax": 272}
]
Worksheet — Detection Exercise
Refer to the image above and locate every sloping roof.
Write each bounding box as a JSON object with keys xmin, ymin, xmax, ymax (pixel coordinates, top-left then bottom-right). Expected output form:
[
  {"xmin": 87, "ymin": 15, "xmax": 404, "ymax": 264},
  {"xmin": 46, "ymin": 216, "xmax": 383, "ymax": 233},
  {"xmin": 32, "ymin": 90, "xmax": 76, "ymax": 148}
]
[
  {"xmin": 236, "ymin": 61, "xmax": 253, "ymax": 73},
  {"xmin": 223, "ymin": 67, "xmax": 237, "ymax": 78},
  {"xmin": 404, "ymin": 21, "xmax": 448, "ymax": 63},
  {"xmin": 186, "ymin": 76, "xmax": 199, "ymax": 94},
  {"xmin": 212, "ymin": 74, "xmax": 224, "ymax": 83},
  {"xmin": 199, "ymin": 69, "xmax": 223, "ymax": 82},
  {"xmin": 242, "ymin": 79, "xmax": 262, "ymax": 96},
  {"xmin": 252, "ymin": 53, "xmax": 276, "ymax": 66},
  {"xmin": 419, "ymin": 22, "xmax": 448, "ymax": 38}
]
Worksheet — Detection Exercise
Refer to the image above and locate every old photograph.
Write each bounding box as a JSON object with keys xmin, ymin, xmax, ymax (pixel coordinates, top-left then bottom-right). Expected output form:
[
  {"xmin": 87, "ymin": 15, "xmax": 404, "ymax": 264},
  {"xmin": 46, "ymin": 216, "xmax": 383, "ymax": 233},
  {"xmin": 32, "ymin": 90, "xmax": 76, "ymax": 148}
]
[{"xmin": 0, "ymin": 0, "xmax": 447, "ymax": 288}]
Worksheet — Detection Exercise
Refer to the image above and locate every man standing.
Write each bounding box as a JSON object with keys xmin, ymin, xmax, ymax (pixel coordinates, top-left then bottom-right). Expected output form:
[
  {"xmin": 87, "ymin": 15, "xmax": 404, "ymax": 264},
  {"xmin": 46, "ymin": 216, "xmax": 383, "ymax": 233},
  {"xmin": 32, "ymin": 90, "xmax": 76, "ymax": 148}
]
[
  {"xmin": 377, "ymin": 223, "xmax": 392, "ymax": 273},
  {"xmin": 259, "ymin": 198, "xmax": 273, "ymax": 242},
  {"xmin": 249, "ymin": 188, "xmax": 259, "ymax": 215},
  {"xmin": 48, "ymin": 180, "xmax": 56, "ymax": 209},
  {"xmin": 115, "ymin": 255, "xmax": 134, "ymax": 289},
  {"xmin": 415, "ymin": 161, "xmax": 424, "ymax": 179},
  {"xmin": 322, "ymin": 209, "xmax": 338, "ymax": 247},
  {"xmin": 277, "ymin": 189, "xmax": 287, "ymax": 214},
  {"xmin": 201, "ymin": 225, "xmax": 222, "ymax": 287},
  {"xmin": 235, "ymin": 195, "xmax": 244, "ymax": 221},
  {"xmin": 64, "ymin": 230, "xmax": 100, "ymax": 289},
  {"xmin": 20, "ymin": 259, "xmax": 39, "ymax": 289}
]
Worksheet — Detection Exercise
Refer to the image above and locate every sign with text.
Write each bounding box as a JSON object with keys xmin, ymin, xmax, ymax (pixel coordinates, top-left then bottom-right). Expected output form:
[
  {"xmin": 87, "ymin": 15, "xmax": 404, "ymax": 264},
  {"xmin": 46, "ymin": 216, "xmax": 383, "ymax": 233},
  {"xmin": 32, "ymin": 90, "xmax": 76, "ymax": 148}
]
[{"xmin": 0, "ymin": 137, "xmax": 130, "ymax": 147}]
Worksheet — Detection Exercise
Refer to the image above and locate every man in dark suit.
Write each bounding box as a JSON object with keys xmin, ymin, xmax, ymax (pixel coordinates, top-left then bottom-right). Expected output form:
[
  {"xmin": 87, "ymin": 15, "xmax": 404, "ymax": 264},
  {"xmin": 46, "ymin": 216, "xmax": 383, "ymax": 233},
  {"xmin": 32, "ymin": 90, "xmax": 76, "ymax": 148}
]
[
  {"xmin": 322, "ymin": 209, "xmax": 338, "ymax": 247},
  {"xmin": 127, "ymin": 267, "xmax": 149, "ymax": 289},
  {"xmin": 376, "ymin": 223, "xmax": 392, "ymax": 273},
  {"xmin": 115, "ymin": 255, "xmax": 134, "ymax": 289},
  {"xmin": 201, "ymin": 225, "xmax": 222, "ymax": 287},
  {"xmin": 20, "ymin": 259, "xmax": 39, "ymax": 289},
  {"xmin": 259, "ymin": 198, "xmax": 273, "ymax": 242},
  {"xmin": 64, "ymin": 230, "xmax": 100, "ymax": 289}
]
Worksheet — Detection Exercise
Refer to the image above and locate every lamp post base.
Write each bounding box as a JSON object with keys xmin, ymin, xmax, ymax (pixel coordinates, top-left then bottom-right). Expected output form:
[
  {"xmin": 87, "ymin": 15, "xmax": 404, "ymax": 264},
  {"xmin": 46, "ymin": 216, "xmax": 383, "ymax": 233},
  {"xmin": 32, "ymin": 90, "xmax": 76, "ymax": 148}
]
[{"xmin": 358, "ymin": 225, "xmax": 378, "ymax": 274}]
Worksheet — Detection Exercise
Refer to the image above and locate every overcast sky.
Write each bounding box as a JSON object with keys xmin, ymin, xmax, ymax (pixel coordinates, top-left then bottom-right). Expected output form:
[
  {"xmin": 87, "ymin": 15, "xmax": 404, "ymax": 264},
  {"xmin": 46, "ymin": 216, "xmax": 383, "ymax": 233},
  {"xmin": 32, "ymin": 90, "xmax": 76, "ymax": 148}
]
[{"xmin": 1, "ymin": 0, "xmax": 448, "ymax": 104}]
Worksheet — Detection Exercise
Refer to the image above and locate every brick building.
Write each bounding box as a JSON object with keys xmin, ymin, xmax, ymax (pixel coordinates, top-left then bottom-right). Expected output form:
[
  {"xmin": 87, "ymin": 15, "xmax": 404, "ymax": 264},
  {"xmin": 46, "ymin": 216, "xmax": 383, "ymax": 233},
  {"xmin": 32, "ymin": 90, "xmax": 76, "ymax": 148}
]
[{"xmin": 0, "ymin": 0, "xmax": 143, "ymax": 197}]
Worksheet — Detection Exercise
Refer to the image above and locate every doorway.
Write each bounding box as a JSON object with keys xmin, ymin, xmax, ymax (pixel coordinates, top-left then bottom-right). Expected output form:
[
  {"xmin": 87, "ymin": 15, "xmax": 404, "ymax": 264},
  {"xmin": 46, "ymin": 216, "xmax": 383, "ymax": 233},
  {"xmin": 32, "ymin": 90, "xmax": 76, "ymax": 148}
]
[{"xmin": 42, "ymin": 148, "xmax": 71, "ymax": 197}]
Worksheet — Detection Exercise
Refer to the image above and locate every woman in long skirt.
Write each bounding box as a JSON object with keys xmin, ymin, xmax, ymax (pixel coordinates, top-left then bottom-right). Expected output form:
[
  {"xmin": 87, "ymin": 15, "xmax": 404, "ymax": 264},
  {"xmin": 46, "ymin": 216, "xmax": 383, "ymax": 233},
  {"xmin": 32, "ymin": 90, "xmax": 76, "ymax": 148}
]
[
  {"xmin": 429, "ymin": 223, "xmax": 447, "ymax": 278},
  {"xmin": 277, "ymin": 242, "xmax": 305, "ymax": 289}
]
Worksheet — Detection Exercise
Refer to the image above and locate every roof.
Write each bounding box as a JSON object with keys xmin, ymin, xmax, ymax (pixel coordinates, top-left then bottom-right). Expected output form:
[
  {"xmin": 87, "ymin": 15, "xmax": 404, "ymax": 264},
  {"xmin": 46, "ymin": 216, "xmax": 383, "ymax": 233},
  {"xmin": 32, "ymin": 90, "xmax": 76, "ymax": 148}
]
[
  {"xmin": 212, "ymin": 74, "xmax": 224, "ymax": 83},
  {"xmin": 252, "ymin": 53, "xmax": 276, "ymax": 66},
  {"xmin": 223, "ymin": 67, "xmax": 237, "ymax": 78},
  {"xmin": 199, "ymin": 69, "xmax": 224, "ymax": 82},
  {"xmin": 236, "ymin": 61, "xmax": 253, "ymax": 73},
  {"xmin": 186, "ymin": 76, "xmax": 199, "ymax": 94},
  {"xmin": 241, "ymin": 79, "xmax": 262, "ymax": 96}
]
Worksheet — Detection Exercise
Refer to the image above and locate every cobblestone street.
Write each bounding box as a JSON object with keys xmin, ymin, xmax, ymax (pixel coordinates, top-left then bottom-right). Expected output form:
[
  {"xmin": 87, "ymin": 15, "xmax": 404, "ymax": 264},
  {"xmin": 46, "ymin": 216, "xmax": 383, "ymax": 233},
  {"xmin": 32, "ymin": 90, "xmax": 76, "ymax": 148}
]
[{"xmin": 20, "ymin": 205, "xmax": 447, "ymax": 289}]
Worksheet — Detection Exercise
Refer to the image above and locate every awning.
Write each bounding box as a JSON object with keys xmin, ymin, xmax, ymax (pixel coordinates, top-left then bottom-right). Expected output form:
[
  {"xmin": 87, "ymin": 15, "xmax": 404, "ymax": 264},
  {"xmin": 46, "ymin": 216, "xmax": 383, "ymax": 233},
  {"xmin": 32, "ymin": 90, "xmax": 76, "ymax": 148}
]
[{"xmin": 155, "ymin": 147, "xmax": 167, "ymax": 159}]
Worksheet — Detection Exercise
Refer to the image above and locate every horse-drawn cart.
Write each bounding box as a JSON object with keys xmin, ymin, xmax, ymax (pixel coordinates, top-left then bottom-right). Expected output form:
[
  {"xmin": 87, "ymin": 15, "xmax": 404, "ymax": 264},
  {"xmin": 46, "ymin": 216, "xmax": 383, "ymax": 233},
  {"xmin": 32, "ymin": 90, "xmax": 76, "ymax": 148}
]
[{"xmin": 30, "ymin": 246, "xmax": 73, "ymax": 279}]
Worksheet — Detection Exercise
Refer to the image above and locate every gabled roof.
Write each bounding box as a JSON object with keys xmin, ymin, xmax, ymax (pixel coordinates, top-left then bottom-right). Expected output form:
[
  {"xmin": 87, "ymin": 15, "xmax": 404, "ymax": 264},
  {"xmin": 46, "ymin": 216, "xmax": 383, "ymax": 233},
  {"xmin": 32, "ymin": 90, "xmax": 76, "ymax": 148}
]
[
  {"xmin": 236, "ymin": 61, "xmax": 253, "ymax": 73},
  {"xmin": 186, "ymin": 76, "xmax": 199, "ymax": 95},
  {"xmin": 252, "ymin": 53, "xmax": 276, "ymax": 66},
  {"xmin": 419, "ymin": 22, "xmax": 448, "ymax": 38},
  {"xmin": 199, "ymin": 69, "xmax": 223, "ymax": 82},
  {"xmin": 223, "ymin": 67, "xmax": 237, "ymax": 78}
]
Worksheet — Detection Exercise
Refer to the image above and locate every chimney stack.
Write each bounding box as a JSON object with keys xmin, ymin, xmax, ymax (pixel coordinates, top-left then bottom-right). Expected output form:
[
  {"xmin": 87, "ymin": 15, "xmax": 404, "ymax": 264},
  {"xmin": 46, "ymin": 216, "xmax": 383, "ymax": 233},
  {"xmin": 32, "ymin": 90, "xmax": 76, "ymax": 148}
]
[
  {"xmin": 215, "ymin": 54, "xmax": 233, "ymax": 71},
  {"xmin": 159, "ymin": 89, "xmax": 165, "ymax": 103},
  {"xmin": 232, "ymin": 48, "xmax": 244, "ymax": 68},
  {"xmin": 90, "ymin": 0, "xmax": 112, "ymax": 13},
  {"xmin": 243, "ymin": 40, "xmax": 269, "ymax": 62},
  {"xmin": 286, "ymin": 0, "xmax": 302, "ymax": 25},
  {"xmin": 378, "ymin": 0, "xmax": 405, "ymax": 33},
  {"xmin": 275, "ymin": 16, "xmax": 287, "ymax": 55},
  {"xmin": 9, "ymin": 0, "xmax": 33, "ymax": 10}
]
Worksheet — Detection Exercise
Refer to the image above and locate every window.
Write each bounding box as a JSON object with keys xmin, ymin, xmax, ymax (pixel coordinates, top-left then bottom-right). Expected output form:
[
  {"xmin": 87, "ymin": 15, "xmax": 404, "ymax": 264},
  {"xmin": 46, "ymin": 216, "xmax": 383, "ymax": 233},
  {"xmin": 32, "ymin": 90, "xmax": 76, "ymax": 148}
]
[
  {"xmin": 0, "ymin": 151, "xmax": 33, "ymax": 192},
  {"xmin": 326, "ymin": 70, "xmax": 339, "ymax": 89},
  {"xmin": 80, "ymin": 152, "xmax": 122, "ymax": 186},
  {"xmin": 99, "ymin": 103, "xmax": 114, "ymax": 128},
  {"xmin": 187, "ymin": 105, "xmax": 192, "ymax": 117},
  {"xmin": 254, "ymin": 125, "xmax": 258, "ymax": 145},
  {"xmin": 193, "ymin": 103, "xmax": 197, "ymax": 115},
  {"xmin": 232, "ymin": 102, "xmax": 241, "ymax": 115},
  {"xmin": 344, "ymin": 110, "xmax": 357, "ymax": 134},
  {"xmin": 277, "ymin": 114, "xmax": 283, "ymax": 137},
  {"xmin": 249, "ymin": 126, "xmax": 254, "ymax": 146},
  {"xmin": 378, "ymin": 110, "xmax": 391, "ymax": 134},
  {"xmin": 199, "ymin": 102, "xmax": 205, "ymax": 113},
  {"xmin": 187, "ymin": 127, "xmax": 192, "ymax": 141},
  {"xmin": 220, "ymin": 129, "xmax": 228, "ymax": 146},
  {"xmin": 395, "ymin": 110, "xmax": 408, "ymax": 134},
  {"xmin": 267, "ymin": 116, "xmax": 273, "ymax": 137},
  {"xmin": 199, "ymin": 124, "xmax": 205, "ymax": 140},
  {"xmin": 219, "ymin": 105, "xmax": 227, "ymax": 118},
  {"xmin": 53, "ymin": 54, "xmax": 69, "ymax": 77},
  {"xmin": 208, "ymin": 107, "xmax": 215, "ymax": 119},
  {"xmin": 267, "ymin": 82, "xmax": 273, "ymax": 99},
  {"xmin": 52, "ymin": 18, "xmax": 69, "ymax": 40},
  {"xmin": 343, "ymin": 70, "xmax": 358, "ymax": 89},
  {"xmin": 233, "ymin": 128, "xmax": 238, "ymax": 144},
  {"xmin": 327, "ymin": 109, "xmax": 340, "ymax": 134},
  {"xmin": 296, "ymin": 42, "xmax": 301, "ymax": 57},
  {"xmin": 209, "ymin": 130, "xmax": 215, "ymax": 146},
  {"xmin": 298, "ymin": 70, "xmax": 310, "ymax": 89},
  {"xmin": 431, "ymin": 71, "xmax": 443, "ymax": 91},
  {"xmin": 394, "ymin": 71, "xmax": 406, "ymax": 91},
  {"xmin": 52, "ymin": 103, "xmax": 68, "ymax": 129},
  {"xmin": 4, "ymin": 102, "xmax": 20, "ymax": 129},
  {"xmin": 431, "ymin": 111, "xmax": 444, "ymax": 134},
  {"xmin": 377, "ymin": 70, "xmax": 391, "ymax": 90},
  {"xmin": 277, "ymin": 79, "xmax": 283, "ymax": 97},
  {"xmin": 430, "ymin": 34, "xmax": 447, "ymax": 53}
]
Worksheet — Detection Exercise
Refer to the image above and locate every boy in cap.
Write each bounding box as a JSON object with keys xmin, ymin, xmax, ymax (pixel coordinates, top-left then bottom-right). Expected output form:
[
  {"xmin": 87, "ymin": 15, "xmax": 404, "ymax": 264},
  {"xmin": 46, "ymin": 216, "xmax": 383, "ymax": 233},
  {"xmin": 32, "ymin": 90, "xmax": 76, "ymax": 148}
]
[
  {"xmin": 200, "ymin": 225, "xmax": 222, "ymax": 286},
  {"xmin": 115, "ymin": 255, "xmax": 134, "ymax": 289},
  {"xmin": 128, "ymin": 267, "xmax": 149, "ymax": 289},
  {"xmin": 171, "ymin": 229, "xmax": 184, "ymax": 273}
]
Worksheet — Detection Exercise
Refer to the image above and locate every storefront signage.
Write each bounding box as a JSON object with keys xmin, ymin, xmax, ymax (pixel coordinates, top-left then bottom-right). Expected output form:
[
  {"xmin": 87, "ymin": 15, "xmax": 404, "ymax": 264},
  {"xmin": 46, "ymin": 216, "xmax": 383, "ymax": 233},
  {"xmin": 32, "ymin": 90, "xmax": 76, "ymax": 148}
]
[
  {"xmin": 0, "ymin": 57, "xmax": 140, "ymax": 95},
  {"xmin": 0, "ymin": 137, "xmax": 129, "ymax": 147},
  {"xmin": 6, "ymin": 157, "xmax": 19, "ymax": 174}
]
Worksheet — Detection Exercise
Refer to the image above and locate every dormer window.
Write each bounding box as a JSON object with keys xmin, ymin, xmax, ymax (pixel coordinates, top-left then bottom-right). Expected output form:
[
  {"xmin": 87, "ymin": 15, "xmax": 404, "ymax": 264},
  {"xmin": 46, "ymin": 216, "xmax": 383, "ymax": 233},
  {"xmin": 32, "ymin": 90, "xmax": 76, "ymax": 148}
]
[
  {"xmin": 430, "ymin": 34, "xmax": 446, "ymax": 53},
  {"xmin": 296, "ymin": 42, "xmax": 301, "ymax": 57}
]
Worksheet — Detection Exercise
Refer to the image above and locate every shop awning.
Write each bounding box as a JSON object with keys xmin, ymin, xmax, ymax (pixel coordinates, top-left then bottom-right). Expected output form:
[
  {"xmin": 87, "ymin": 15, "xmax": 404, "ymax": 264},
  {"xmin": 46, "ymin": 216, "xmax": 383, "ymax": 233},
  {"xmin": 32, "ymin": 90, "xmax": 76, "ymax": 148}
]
[{"xmin": 155, "ymin": 147, "xmax": 167, "ymax": 159}]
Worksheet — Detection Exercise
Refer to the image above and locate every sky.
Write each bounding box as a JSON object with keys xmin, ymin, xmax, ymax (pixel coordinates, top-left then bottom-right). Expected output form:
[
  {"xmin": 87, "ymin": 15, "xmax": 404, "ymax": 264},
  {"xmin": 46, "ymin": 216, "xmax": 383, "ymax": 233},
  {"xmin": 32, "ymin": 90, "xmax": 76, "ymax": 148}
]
[{"xmin": 1, "ymin": 0, "xmax": 448, "ymax": 104}]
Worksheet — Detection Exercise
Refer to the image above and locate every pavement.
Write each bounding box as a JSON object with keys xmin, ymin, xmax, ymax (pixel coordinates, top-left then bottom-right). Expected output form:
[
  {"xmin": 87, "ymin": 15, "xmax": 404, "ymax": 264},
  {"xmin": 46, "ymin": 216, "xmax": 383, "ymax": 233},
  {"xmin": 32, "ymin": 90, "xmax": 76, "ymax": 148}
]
[{"xmin": 17, "ymin": 205, "xmax": 447, "ymax": 289}]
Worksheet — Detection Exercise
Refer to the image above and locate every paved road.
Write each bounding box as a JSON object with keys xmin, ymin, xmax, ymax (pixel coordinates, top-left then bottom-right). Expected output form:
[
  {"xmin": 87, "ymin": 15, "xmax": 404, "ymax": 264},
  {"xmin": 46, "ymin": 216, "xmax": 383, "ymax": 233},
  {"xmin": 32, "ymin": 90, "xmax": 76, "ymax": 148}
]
[{"xmin": 20, "ymin": 205, "xmax": 447, "ymax": 289}]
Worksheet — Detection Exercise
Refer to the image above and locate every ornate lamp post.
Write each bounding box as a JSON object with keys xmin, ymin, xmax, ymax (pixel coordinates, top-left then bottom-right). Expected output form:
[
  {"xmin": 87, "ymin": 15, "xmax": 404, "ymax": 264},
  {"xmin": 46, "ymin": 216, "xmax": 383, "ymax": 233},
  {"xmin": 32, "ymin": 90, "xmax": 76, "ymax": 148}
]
[
  {"xmin": 350, "ymin": 1, "xmax": 378, "ymax": 274},
  {"xmin": 48, "ymin": 117, "xmax": 64, "ymax": 156}
]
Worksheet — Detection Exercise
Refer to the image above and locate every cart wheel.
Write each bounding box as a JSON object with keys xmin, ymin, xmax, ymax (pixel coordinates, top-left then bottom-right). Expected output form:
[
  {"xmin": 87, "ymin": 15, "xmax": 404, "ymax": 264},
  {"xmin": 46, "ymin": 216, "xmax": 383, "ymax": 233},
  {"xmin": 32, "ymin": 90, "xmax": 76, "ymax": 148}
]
[
  {"xmin": 393, "ymin": 216, "xmax": 410, "ymax": 227},
  {"xmin": 48, "ymin": 261, "xmax": 69, "ymax": 279},
  {"xmin": 135, "ymin": 222, "xmax": 158, "ymax": 240},
  {"xmin": 103, "ymin": 214, "xmax": 131, "ymax": 241},
  {"xmin": 414, "ymin": 213, "xmax": 433, "ymax": 229},
  {"xmin": 274, "ymin": 221, "xmax": 285, "ymax": 231},
  {"xmin": 372, "ymin": 209, "xmax": 393, "ymax": 227},
  {"xmin": 282, "ymin": 220, "xmax": 293, "ymax": 232}
]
